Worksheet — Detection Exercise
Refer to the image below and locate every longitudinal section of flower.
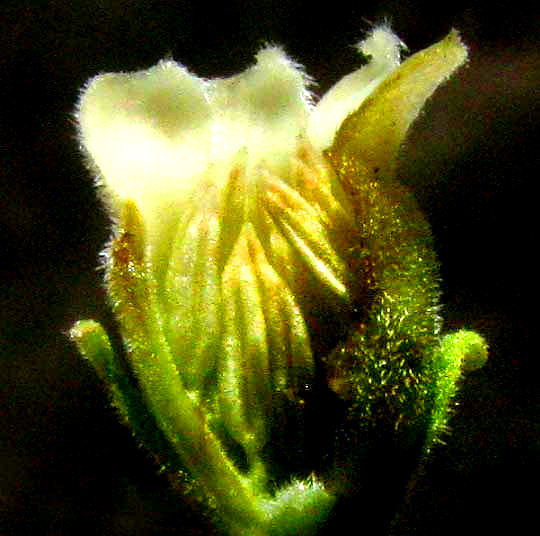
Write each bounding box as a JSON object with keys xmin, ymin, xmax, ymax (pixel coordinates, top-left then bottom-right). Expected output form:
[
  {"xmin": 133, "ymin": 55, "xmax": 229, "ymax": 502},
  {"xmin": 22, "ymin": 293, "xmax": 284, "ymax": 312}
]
[
  {"xmin": 77, "ymin": 28, "xmax": 471, "ymax": 486},
  {"xmin": 159, "ymin": 139, "xmax": 363, "ymax": 462}
]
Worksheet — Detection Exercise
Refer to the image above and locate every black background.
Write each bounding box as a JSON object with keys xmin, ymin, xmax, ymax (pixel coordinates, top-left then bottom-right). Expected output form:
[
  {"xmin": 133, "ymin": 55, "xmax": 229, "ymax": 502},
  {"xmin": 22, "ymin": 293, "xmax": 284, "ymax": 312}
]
[{"xmin": 1, "ymin": 1, "xmax": 539, "ymax": 534}]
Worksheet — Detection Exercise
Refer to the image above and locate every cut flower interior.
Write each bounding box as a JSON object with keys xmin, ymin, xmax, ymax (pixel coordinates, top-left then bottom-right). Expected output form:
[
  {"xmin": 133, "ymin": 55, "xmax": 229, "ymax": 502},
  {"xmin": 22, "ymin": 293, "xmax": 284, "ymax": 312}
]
[{"xmin": 72, "ymin": 26, "xmax": 486, "ymax": 536}]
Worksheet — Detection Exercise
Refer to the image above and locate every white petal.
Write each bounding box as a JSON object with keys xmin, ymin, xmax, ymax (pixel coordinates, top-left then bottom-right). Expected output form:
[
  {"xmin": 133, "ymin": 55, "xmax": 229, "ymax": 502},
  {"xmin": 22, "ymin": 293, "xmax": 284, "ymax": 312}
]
[
  {"xmin": 308, "ymin": 26, "xmax": 404, "ymax": 151},
  {"xmin": 78, "ymin": 49, "xmax": 314, "ymax": 268},
  {"xmin": 208, "ymin": 45, "xmax": 313, "ymax": 179},
  {"xmin": 78, "ymin": 60, "xmax": 213, "ymax": 262}
]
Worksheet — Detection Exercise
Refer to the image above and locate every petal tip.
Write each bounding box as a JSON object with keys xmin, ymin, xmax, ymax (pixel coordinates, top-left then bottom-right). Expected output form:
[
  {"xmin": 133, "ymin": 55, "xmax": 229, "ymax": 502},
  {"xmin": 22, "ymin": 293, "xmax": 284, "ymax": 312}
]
[{"xmin": 355, "ymin": 25, "xmax": 405, "ymax": 64}]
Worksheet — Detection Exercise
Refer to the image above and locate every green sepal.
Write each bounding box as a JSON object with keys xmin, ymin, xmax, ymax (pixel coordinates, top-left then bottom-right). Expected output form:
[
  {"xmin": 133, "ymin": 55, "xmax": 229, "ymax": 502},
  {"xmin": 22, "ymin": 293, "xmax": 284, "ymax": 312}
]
[
  {"xmin": 327, "ymin": 29, "xmax": 467, "ymax": 183},
  {"xmin": 69, "ymin": 319, "xmax": 188, "ymax": 479},
  {"xmin": 260, "ymin": 477, "xmax": 336, "ymax": 536},
  {"xmin": 69, "ymin": 319, "xmax": 115, "ymax": 384},
  {"xmin": 424, "ymin": 329, "xmax": 488, "ymax": 450},
  {"xmin": 321, "ymin": 28, "xmax": 479, "ymax": 471}
]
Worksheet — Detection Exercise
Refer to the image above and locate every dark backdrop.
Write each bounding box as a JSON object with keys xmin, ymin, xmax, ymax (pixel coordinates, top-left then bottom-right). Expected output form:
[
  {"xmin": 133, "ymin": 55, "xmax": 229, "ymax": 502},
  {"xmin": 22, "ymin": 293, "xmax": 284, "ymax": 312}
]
[{"xmin": 1, "ymin": 1, "xmax": 539, "ymax": 535}]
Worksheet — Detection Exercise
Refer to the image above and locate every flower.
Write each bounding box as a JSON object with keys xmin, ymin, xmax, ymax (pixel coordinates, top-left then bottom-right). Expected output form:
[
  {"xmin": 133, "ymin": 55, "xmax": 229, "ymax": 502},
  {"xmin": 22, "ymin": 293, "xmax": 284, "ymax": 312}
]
[{"xmin": 72, "ymin": 26, "xmax": 484, "ymax": 535}]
